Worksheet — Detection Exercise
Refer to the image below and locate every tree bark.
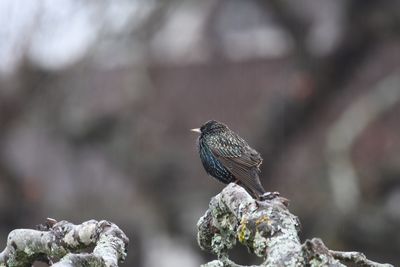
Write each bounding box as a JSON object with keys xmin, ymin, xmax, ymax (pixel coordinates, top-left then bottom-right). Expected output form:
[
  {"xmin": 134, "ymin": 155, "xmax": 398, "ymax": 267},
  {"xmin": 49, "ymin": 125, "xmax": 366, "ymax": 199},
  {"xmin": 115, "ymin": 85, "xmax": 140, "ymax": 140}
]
[
  {"xmin": 0, "ymin": 219, "xmax": 128, "ymax": 267},
  {"xmin": 197, "ymin": 183, "xmax": 393, "ymax": 267}
]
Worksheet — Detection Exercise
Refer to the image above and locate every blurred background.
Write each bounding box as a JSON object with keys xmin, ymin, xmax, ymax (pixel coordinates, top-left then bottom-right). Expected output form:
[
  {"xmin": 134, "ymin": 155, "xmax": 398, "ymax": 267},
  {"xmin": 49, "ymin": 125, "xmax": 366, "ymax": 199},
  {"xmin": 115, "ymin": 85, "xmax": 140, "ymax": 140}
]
[{"xmin": 0, "ymin": 0, "xmax": 400, "ymax": 266}]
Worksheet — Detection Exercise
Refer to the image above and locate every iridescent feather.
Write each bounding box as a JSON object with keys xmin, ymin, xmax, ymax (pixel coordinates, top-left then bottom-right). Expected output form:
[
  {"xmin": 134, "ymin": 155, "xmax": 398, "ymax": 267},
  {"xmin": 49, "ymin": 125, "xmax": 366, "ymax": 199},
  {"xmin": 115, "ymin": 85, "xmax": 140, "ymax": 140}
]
[{"xmin": 195, "ymin": 120, "xmax": 266, "ymax": 198}]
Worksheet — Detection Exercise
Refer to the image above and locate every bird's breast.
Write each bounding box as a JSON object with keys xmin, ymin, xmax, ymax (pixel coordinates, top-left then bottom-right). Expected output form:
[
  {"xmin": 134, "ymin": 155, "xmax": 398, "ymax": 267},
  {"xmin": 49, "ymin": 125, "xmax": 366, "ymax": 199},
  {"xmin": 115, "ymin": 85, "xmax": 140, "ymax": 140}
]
[{"xmin": 198, "ymin": 139, "xmax": 233, "ymax": 184}]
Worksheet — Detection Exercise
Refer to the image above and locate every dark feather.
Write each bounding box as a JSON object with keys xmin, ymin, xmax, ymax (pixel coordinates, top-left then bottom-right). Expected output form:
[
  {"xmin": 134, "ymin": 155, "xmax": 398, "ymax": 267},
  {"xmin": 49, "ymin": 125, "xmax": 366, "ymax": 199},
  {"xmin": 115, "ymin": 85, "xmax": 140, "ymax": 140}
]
[
  {"xmin": 195, "ymin": 120, "xmax": 267, "ymax": 199},
  {"xmin": 211, "ymin": 145, "xmax": 266, "ymax": 197}
]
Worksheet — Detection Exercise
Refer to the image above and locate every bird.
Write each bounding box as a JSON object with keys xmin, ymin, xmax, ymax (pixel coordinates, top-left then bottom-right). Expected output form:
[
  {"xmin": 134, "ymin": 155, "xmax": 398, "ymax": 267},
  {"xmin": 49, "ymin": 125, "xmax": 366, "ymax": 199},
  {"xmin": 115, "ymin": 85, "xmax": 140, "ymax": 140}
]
[{"xmin": 191, "ymin": 120, "xmax": 267, "ymax": 199}]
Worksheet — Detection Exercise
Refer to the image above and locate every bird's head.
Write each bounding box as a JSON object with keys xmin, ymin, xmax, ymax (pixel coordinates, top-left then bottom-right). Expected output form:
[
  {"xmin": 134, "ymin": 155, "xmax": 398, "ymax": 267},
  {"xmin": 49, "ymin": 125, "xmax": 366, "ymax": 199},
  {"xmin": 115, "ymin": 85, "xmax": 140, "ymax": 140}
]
[{"xmin": 191, "ymin": 120, "xmax": 228, "ymax": 135}]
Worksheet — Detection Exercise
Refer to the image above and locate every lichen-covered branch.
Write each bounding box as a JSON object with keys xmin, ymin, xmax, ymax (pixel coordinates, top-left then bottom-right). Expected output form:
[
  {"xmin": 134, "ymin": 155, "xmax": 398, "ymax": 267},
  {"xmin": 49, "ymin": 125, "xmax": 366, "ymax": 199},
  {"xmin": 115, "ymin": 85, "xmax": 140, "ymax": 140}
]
[
  {"xmin": 329, "ymin": 251, "xmax": 394, "ymax": 267},
  {"xmin": 197, "ymin": 183, "xmax": 394, "ymax": 267},
  {"xmin": 0, "ymin": 218, "xmax": 129, "ymax": 267}
]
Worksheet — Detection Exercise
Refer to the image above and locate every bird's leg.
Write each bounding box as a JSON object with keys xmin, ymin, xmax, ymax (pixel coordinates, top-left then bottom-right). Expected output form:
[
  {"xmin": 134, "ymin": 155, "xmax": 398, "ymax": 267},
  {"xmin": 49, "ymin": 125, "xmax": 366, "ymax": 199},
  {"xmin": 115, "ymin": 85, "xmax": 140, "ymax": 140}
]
[
  {"xmin": 257, "ymin": 192, "xmax": 289, "ymax": 207},
  {"xmin": 260, "ymin": 191, "xmax": 280, "ymax": 200}
]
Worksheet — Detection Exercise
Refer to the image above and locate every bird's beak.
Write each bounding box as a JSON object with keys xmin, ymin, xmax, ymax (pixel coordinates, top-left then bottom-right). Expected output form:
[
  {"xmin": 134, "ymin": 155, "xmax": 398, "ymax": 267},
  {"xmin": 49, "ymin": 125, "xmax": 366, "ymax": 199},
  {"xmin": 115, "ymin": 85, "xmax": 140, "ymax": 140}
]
[{"xmin": 190, "ymin": 128, "xmax": 201, "ymax": 133}]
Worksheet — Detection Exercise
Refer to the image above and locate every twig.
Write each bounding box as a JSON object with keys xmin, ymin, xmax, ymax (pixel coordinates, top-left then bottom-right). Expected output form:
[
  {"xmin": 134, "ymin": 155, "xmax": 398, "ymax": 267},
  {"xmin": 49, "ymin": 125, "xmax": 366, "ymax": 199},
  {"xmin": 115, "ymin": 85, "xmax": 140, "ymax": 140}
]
[{"xmin": 330, "ymin": 250, "xmax": 394, "ymax": 267}]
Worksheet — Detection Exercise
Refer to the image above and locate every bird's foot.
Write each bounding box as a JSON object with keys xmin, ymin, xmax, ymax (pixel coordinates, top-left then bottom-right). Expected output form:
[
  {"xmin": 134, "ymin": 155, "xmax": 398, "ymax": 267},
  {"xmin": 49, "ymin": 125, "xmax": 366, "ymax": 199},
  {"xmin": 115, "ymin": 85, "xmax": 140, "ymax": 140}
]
[
  {"xmin": 258, "ymin": 191, "xmax": 289, "ymax": 207},
  {"xmin": 260, "ymin": 191, "xmax": 280, "ymax": 200}
]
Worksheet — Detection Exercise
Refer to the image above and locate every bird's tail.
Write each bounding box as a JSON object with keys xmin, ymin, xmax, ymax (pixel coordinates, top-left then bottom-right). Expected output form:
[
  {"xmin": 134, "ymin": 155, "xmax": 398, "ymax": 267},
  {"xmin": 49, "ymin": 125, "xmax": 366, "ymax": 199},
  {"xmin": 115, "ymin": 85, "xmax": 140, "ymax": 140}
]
[{"xmin": 238, "ymin": 170, "xmax": 267, "ymax": 200}]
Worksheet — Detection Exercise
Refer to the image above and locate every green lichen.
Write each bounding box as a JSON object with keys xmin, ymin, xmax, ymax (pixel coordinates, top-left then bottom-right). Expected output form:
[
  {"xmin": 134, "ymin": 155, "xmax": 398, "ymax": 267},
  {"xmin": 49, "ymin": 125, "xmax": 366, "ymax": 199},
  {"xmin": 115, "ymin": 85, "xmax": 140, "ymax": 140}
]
[
  {"xmin": 237, "ymin": 218, "xmax": 250, "ymax": 244},
  {"xmin": 252, "ymin": 231, "xmax": 267, "ymax": 257},
  {"xmin": 198, "ymin": 184, "xmax": 305, "ymax": 266}
]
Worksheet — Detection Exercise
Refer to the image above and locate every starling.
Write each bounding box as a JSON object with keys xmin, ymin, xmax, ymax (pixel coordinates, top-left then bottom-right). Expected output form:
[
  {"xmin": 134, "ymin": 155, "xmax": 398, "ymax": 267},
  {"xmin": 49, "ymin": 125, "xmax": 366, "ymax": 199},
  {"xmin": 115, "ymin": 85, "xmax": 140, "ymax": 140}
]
[{"xmin": 191, "ymin": 120, "xmax": 267, "ymax": 199}]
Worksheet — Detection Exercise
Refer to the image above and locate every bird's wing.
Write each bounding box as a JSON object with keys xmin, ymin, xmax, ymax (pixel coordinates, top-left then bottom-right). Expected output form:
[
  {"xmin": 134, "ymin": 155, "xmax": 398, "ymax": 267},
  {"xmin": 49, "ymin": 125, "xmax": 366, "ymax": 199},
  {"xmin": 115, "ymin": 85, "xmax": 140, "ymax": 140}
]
[{"xmin": 211, "ymin": 137, "xmax": 265, "ymax": 196}]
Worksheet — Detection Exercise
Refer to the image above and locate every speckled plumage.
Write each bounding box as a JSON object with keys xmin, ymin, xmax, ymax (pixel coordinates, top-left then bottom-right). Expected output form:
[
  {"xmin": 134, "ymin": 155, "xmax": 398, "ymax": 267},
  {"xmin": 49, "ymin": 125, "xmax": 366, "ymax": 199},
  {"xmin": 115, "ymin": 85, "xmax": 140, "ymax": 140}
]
[{"xmin": 194, "ymin": 120, "xmax": 266, "ymax": 199}]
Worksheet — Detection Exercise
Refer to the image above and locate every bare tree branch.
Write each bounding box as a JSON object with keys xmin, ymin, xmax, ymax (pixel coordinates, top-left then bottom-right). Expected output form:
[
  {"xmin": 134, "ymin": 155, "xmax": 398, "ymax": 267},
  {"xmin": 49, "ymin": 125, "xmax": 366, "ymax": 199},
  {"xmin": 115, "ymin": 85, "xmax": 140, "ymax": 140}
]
[
  {"xmin": 197, "ymin": 183, "xmax": 394, "ymax": 267},
  {"xmin": 0, "ymin": 219, "xmax": 129, "ymax": 267},
  {"xmin": 326, "ymin": 71, "xmax": 400, "ymax": 213},
  {"xmin": 258, "ymin": 0, "xmax": 390, "ymax": 177},
  {"xmin": 330, "ymin": 251, "xmax": 394, "ymax": 267}
]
